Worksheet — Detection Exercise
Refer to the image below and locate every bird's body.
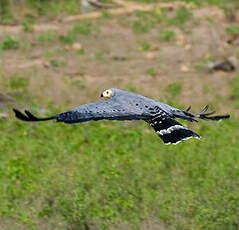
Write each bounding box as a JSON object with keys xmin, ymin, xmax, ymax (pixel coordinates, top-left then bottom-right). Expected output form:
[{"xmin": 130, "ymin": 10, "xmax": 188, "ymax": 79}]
[
  {"xmin": 13, "ymin": 88, "xmax": 230, "ymax": 145},
  {"xmin": 56, "ymin": 89, "xmax": 178, "ymax": 123}
]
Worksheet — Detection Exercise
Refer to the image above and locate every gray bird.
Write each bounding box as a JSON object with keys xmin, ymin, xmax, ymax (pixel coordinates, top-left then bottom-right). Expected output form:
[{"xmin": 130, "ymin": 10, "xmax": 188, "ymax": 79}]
[{"xmin": 13, "ymin": 88, "xmax": 229, "ymax": 145}]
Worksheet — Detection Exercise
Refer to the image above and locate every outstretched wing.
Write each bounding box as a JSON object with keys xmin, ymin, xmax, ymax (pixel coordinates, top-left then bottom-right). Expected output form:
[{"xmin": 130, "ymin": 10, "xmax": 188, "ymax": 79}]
[{"xmin": 13, "ymin": 99, "xmax": 149, "ymax": 124}]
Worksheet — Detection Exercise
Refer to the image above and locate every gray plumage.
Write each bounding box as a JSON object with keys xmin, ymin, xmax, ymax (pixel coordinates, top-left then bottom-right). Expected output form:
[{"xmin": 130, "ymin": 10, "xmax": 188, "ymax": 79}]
[{"xmin": 13, "ymin": 88, "xmax": 230, "ymax": 145}]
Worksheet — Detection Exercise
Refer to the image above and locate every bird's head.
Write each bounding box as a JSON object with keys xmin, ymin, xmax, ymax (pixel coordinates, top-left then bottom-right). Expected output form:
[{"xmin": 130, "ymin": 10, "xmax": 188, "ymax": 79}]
[{"xmin": 100, "ymin": 88, "xmax": 115, "ymax": 99}]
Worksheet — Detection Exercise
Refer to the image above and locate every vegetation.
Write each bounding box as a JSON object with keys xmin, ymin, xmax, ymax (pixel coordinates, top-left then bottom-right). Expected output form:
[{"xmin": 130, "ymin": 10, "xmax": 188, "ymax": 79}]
[
  {"xmin": 165, "ymin": 82, "xmax": 182, "ymax": 106},
  {"xmin": 168, "ymin": 7, "xmax": 192, "ymax": 26},
  {"xmin": 158, "ymin": 30, "xmax": 175, "ymax": 42},
  {"xmin": 0, "ymin": 0, "xmax": 83, "ymax": 23},
  {"xmin": 4, "ymin": 75, "xmax": 29, "ymax": 91},
  {"xmin": 145, "ymin": 68, "xmax": 157, "ymax": 77},
  {"xmin": 60, "ymin": 20, "xmax": 99, "ymax": 44},
  {"xmin": 139, "ymin": 41, "xmax": 152, "ymax": 51},
  {"xmin": 0, "ymin": 74, "xmax": 237, "ymax": 229},
  {"xmin": 131, "ymin": 6, "xmax": 193, "ymax": 35},
  {"xmin": 132, "ymin": 11, "xmax": 156, "ymax": 34},
  {"xmin": 229, "ymin": 76, "xmax": 239, "ymax": 99},
  {"xmin": 22, "ymin": 18, "xmax": 34, "ymax": 33},
  {"xmin": 50, "ymin": 59, "xmax": 68, "ymax": 67},
  {"xmin": 0, "ymin": 0, "xmax": 238, "ymax": 24},
  {"xmin": 225, "ymin": 26, "xmax": 239, "ymax": 35},
  {"xmin": 1, "ymin": 0, "xmax": 239, "ymax": 229},
  {"xmin": 38, "ymin": 31, "xmax": 57, "ymax": 43},
  {"xmin": 0, "ymin": 99, "xmax": 238, "ymax": 230},
  {"xmin": 0, "ymin": 35, "xmax": 19, "ymax": 50}
]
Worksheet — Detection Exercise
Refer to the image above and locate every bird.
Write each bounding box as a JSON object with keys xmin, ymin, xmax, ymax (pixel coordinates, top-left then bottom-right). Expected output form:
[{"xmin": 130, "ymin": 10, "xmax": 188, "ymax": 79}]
[{"xmin": 13, "ymin": 88, "xmax": 230, "ymax": 145}]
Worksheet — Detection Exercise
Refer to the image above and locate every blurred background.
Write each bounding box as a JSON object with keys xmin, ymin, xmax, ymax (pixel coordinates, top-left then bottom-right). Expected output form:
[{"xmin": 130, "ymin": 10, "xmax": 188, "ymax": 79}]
[{"xmin": 0, "ymin": 0, "xmax": 239, "ymax": 229}]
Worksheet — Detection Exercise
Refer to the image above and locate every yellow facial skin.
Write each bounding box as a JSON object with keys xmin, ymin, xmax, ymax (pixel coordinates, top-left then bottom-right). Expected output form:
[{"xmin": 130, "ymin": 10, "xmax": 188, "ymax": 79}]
[{"xmin": 101, "ymin": 89, "xmax": 113, "ymax": 98}]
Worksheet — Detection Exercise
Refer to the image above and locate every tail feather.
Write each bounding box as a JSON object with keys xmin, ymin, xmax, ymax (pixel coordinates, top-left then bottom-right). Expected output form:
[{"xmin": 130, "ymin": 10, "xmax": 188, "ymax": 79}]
[
  {"xmin": 146, "ymin": 112, "xmax": 200, "ymax": 145},
  {"xmin": 13, "ymin": 109, "xmax": 55, "ymax": 122}
]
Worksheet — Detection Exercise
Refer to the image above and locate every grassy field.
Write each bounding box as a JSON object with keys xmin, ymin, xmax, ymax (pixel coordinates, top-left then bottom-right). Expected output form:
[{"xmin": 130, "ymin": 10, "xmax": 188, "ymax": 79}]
[
  {"xmin": 0, "ymin": 104, "xmax": 239, "ymax": 229},
  {"xmin": 1, "ymin": 0, "xmax": 239, "ymax": 229}
]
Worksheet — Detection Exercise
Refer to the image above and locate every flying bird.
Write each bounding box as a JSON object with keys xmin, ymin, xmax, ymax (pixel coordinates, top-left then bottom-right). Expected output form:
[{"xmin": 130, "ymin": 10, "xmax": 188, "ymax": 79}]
[{"xmin": 13, "ymin": 88, "xmax": 229, "ymax": 145}]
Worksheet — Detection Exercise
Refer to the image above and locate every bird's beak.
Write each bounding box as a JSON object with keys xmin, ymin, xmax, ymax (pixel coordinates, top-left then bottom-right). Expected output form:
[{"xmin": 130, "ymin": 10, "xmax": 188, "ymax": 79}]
[{"xmin": 100, "ymin": 93, "xmax": 103, "ymax": 97}]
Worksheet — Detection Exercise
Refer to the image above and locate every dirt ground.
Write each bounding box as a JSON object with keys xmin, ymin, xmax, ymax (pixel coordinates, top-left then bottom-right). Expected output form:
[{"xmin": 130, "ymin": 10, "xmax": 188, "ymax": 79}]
[{"xmin": 0, "ymin": 5, "xmax": 238, "ymax": 113}]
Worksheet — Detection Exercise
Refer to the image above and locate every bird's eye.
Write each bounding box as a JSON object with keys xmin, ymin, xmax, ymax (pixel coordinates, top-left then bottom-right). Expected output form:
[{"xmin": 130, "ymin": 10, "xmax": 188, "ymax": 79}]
[{"xmin": 101, "ymin": 89, "xmax": 112, "ymax": 98}]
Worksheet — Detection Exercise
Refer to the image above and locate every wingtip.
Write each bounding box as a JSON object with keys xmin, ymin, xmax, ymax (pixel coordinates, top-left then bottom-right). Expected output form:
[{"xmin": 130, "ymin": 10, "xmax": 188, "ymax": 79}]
[
  {"xmin": 13, "ymin": 108, "xmax": 29, "ymax": 121},
  {"xmin": 212, "ymin": 114, "xmax": 230, "ymax": 121},
  {"xmin": 13, "ymin": 108, "xmax": 55, "ymax": 122},
  {"xmin": 13, "ymin": 108, "xmax": 18, "ymax": 114},
  {"xmin": 224, "ymin": 114, "xmax": 230, "ymax": 119},
  {"xmin": 13, "ymin": 108, "xmax": 21, "ymax": 117}
]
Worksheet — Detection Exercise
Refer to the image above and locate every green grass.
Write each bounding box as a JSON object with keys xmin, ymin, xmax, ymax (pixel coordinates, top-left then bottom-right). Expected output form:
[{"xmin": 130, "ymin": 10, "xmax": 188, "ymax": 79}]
[
  {"xmin": 0, "ymin": 0, "xmax": 12, "ymax": 23},
  {"xmin": 0, "ymin": 35, "xmax": 19, "ymax": 50},
  {"xmin": 0, "ymin": 75, "xmax": 237, "ymax": 230},
  {"xmin": 131, "ymin": 6, "xmax": 192, "ymax": 35},
  {"xmin": 168, "ymin": 7, "xmax": 192, "ymax": 26},
  {"xmin": 59, "ymin": 31, "xmax": 76, "ymax": 44},
  {"xmin": 0, "ymin": 104, "xmax": 238, "ymax": 230},
  {"xmin": 0, "ymin": 0, "xmax": 83, "ymax": 23},
  {"xmin": 132, "ymin": 10, "xmax": 160, "ymax": 34},
  {"xmin": 22, "ymin": 0, "xmax": 82, "ymax": 17},
  {"xmin": 132, "ymin": 20, "xmax": 153, "ymax": 34},
  {"xmin": 4, "ymin": 75, "xmax": 29, "ymax": 91},
  {"xmin": 22, "ymin": 18, "xmax": 34, "ymax": 33},
  {"xmin": 158, "ymin": 30, "xmax": 176, "ymax": 42},
  {"xmin": 50, "ymin": 59, "xmax": 68, "ymax": 67},
  {"xmin": 222, "ymin": 5, "xmax": 238, "ymax": 22},
  {"xmin": 38, "ymin": 30, "xmax": 57, "ymax": 43},
  {"xmin": 145, "ymin": 68, "xmax": 157, "ymax": 77},
  {"xmin": 124, "ymin": 83, "xmax": 139, "ymax": 93},
  {"xmin": 102, "ymin": 10, "xmax": 113, "ymax": 19},
  {"xmin": 76, "ymin": 48, "xmax": 85, "ymax": 55},
  {"xmin": 225, "ymin": 26, "xmax": 239, "ymax": 35},
  {"xmin": 229, "ymin": 76, "xmax": 239, "ymax": 100},
  {"xmin": 59, "ymin": 20, "xmax": 99, "ymax": 44},
  {"xmin": 139, "ymin": 41, "xmax": 152, "ymax": 51},
  {"xmin": 229, "ymin": 76, "xmax": 239, "ymax": 109},
  {"xmin": 73, "ymin": 21, "xmax": 93, "ymax": 35},
  {"xmin": 165, "ymin": 82, "xmax": 182, "ymax": 105}
]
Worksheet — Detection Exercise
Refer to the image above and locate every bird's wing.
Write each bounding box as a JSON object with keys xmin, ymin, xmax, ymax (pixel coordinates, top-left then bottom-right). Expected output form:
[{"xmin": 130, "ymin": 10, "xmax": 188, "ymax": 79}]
[{"xmin": 13, "ymin": 99, "xmax": 148, "ymax": 124}]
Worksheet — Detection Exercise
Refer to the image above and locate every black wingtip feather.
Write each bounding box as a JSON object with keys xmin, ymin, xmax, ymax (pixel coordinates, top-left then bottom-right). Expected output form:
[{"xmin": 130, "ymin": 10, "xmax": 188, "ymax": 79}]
[
  {"xmin": 186, "ymin": 105, "xmax": 191, "ymax": 112},
  {"xmin": 13, "ymin": 108, "xmax": 31, "ymax": 121},
  {"xmin": 182, "ymin": 105, "xmax": 230, "ymax": 122},
  {"xmin": 24, "ymin": 110, "xmax": 41, "ymax": 121},
  {"xmin": 200, "ymin": 105, "xmax": 209, "ymax": 114},
  {"xmin": 13, "ymin": 109, "xmax": 55, "ymax": 122},
  {"xmin": 201, "ymin": 114, "xmax": 230, "ymax": 121}
]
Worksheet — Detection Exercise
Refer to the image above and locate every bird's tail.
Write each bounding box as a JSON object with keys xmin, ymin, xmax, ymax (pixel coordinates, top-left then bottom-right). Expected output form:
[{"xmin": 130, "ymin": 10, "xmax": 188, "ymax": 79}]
[
  {"xmin": 13, "ymin": 109, "xmax": 56, "ymax": 122},
  {"xmin": 146, "ymin": 113, "xmax": 200, "ymax": 145},
  {"xmin": 174, "ymin": 105, "xmax": 230, "ymax": 122}
]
